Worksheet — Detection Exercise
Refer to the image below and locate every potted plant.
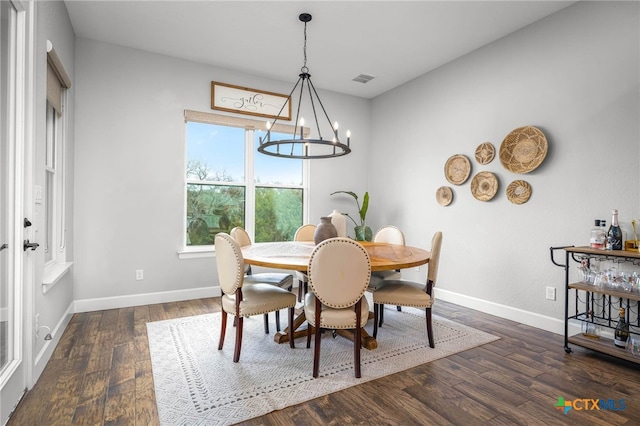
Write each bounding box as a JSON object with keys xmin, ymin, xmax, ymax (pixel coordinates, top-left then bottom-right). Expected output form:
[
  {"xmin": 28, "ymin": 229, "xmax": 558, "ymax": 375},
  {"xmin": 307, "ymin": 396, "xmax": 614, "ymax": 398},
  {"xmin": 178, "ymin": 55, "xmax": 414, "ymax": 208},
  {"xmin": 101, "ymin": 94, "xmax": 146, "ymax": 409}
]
[{"xmin": 330, "ymin": 191, "xmax": 372, "ymax": 241}]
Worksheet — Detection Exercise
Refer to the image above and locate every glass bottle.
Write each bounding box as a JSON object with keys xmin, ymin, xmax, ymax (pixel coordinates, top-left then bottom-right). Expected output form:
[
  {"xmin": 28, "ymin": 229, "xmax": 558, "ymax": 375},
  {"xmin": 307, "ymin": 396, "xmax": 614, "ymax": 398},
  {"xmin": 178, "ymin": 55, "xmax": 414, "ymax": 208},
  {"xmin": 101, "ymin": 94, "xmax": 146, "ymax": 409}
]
[
  {"xmin": 590, "ymin": 220, "xmax": 605, "ymax": 249},
  {"xmin": 614, "ymin": 307, "xmax": 630, "ymax": 348},
  {"xmin": 607, "ymin": 210, "xmax": 623, "ymax": 250},
  {"xmin": 581, "ymin": 310, "xmax": 600, "ymax": 339}
]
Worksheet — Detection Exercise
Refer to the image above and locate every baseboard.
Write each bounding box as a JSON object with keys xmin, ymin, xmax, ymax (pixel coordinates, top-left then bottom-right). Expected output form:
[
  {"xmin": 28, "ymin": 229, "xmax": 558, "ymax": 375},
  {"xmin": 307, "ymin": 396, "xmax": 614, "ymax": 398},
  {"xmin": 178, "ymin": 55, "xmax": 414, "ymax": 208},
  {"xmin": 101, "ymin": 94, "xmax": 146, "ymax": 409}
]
[
  {"xmin": 33, "ymin": 301, "xmax": 74, "ymax": 383},
  {"xmin": 73, "ymin": 286, "xmax": 222, "ymax": 313},
  {"xmin": 436, "ymin": 288, "xmax": 565, "ymax": 335}
]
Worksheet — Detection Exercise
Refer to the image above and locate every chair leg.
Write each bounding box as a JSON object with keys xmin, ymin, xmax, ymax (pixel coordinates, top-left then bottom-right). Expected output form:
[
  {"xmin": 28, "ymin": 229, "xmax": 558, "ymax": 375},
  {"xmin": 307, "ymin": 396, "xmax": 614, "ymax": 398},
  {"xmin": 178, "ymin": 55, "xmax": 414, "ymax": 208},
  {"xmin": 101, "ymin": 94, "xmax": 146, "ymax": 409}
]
[
  {"xmin": 313, "ymin": 298, "xmax": 321, "ymax": 378},
  {"xmin": 298, "ymin": 280, "xmax": 303, "ymax": 302},
  {"xmin": 313, "ymin": 324, "xmax": 321, "ymax": 378},
  {"xmin": 426, "ymin": 307, "xmax": 434, "ymax": 348},
  {"xmin": 218, "ymin": 310, "xmax": 227, "ymax": 350},
  {"xmin": 275, "ymin": 310, "xmax": 281, "ymax": 332},
  {"xmin": 263, "ymin": 313, "xmax": 269, "ymax": 334},
  {"xmin": 354, "ymin": 316, "xmax": 362, "ymax": 378},
  {"xmin": 378, "ymin": 304, "xmax": 384, "ymax": 327},
  {"xmin": 396, "ymin": 306, "xmax": 402, "ymax": 312},
  {"xmin": 306, "ymin": 322, "xmax": 312, "ymax": 348},
  {"xmin": 288, "ymin": 307, "xmax": 295, "ymax": 349},
  {"xmin": 233, "ymin": 316, "xmax": 243, "ymax": 362},
  {"xmin": 373, "ymin": 303, "xmax": 379, "ymax": 339}
]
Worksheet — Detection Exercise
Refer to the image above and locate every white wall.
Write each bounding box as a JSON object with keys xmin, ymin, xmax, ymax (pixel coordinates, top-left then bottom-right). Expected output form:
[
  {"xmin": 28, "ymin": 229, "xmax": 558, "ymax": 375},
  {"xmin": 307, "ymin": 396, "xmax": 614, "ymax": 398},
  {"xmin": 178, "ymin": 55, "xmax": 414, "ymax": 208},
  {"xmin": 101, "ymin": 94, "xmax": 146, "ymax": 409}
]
[
  {"xmin": 33, "ymin": 0, "xmax": 75, "ymax": 378},
  {"xmin": 73, "ymin": 39, "xmax": 370, "ymax": 309},
  {"xmin": 369, "ymin": 1, "xmax": 640, "ymax": 332}
]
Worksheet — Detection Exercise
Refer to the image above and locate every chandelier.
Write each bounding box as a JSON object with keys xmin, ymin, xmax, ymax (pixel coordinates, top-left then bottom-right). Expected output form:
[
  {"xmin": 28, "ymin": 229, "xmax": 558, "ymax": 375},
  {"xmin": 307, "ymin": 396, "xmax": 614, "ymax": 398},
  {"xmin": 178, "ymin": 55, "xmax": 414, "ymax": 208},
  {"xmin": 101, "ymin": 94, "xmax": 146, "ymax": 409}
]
[{"xmin": 258, "ymin": 13, "xmax": 351, "ymax": 159}]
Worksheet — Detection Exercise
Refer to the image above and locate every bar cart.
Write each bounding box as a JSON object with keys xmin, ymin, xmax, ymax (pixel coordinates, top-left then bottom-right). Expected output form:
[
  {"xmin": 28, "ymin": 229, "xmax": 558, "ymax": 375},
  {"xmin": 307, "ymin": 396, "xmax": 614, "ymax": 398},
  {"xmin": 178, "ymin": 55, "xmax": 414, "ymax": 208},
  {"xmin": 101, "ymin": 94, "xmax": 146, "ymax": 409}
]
[{"xmin": 550, "ymin": 246, "xmax": 640, "ymax": 364}]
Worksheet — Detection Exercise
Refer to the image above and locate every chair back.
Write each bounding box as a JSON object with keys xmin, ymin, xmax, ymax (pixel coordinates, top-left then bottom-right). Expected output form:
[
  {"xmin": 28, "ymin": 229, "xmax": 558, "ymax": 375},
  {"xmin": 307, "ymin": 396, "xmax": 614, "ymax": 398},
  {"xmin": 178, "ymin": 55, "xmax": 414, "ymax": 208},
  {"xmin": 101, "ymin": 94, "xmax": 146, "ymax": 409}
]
[
  {"xmin": 308, "ymin": 238, "xmax": 371, "ymax": 308},
  {"xmin": 230, "ymin": 226, "xmax": 252, "ymax": 247},
  {"xmin": 428, "ymin": 232, "xmax": 443, "ymax": 286},
  {"xmin": 373, "ymin": 225, "xmax": 405, "ymax": 246},
  {"xmin": 214, "ymin": 233, "xmax": 244, "ymax": 295},
  {"xmin": 294, "ymin": 224, "xmax": 317, "ymax": 241}
]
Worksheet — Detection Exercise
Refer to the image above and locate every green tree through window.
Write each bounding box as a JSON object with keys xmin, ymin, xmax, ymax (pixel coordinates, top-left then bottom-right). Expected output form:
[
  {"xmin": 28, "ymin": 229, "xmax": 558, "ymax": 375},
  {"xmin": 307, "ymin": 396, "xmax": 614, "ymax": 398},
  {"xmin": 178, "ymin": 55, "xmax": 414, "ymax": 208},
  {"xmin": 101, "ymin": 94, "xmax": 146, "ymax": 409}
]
[{"xmin": 185, "ymin": 111, "xmax": 306, "ymax": 246}]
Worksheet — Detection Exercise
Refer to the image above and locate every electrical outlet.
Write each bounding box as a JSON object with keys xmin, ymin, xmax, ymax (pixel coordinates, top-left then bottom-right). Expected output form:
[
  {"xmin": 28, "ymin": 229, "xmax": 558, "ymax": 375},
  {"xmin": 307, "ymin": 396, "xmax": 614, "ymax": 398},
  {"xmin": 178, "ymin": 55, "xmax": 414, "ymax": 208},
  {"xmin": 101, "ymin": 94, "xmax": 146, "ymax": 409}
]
[
  {"xmin": 136, "ymin": 269, "xmax": 144, "ymax": 281},
  {"xmin": 546, "ymin": 286, "xmax": 556, "ymax": 301}
]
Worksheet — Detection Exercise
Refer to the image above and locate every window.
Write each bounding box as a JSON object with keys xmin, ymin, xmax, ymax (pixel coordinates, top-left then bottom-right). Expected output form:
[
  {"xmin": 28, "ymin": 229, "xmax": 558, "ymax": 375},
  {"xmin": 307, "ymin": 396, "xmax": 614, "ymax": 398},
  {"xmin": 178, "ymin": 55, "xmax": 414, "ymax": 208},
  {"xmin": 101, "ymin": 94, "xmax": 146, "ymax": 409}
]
[
  {"xmin": 184, "ymin": 110, "xmax": 308, "ymax": 247},
  {"xmin": 44, "ymin": 45, "xmax": 71, "ymax": 281}
]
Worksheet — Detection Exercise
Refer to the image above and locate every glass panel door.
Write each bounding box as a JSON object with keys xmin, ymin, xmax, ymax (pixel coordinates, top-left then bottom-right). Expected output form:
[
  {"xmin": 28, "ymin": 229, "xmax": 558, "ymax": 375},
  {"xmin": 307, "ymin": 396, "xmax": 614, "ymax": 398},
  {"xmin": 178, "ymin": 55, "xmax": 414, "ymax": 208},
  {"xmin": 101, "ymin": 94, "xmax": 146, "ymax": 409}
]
[{"xmin": 0, "ymin": 1, "xmax": 28, "ymax": 422}]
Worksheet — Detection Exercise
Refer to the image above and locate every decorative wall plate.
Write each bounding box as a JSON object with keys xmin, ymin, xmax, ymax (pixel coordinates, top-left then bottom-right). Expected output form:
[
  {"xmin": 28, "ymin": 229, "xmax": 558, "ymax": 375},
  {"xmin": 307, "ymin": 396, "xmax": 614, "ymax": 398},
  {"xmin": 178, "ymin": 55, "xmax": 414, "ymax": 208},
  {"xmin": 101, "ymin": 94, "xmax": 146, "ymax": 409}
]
[
  {"xmin": 470, "ymin": 171, "xmax": 498, "ymax": 201},
  {"xmin": 444, "ymin": 154, "xmax": 471, "ymax": 185},
  {"xmin": 499, "ymin": 126, "xmax": 548, "ymax": 174},
  {"xmin": 436, "ymin": 186, "xmax": 453, "ymax": 206},
  {"xmin": 475, "ymin": 142, "xmax": 495, "ymax": 165},
  {"xmin": 506, "ymin": 180, "xmax": 532, "ymax": 204}
]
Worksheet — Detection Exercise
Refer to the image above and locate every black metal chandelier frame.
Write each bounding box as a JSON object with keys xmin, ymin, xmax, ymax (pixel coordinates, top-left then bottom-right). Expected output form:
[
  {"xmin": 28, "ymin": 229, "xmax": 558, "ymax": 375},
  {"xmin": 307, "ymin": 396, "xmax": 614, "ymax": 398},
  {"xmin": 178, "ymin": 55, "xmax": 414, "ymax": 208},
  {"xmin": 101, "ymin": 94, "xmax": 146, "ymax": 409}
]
[{"xmin": 258, "ymin": 13, "xmax": 351, "ymax": 159}]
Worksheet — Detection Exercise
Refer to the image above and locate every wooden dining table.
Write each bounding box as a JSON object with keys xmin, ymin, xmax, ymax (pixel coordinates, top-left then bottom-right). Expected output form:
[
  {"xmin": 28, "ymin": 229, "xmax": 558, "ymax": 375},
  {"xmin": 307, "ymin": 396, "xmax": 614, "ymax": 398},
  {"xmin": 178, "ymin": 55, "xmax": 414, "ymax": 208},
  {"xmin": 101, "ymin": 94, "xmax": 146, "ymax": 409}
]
[{"xmin": 241, "ymin": 240, "xmax": 431, "ymax": 349}]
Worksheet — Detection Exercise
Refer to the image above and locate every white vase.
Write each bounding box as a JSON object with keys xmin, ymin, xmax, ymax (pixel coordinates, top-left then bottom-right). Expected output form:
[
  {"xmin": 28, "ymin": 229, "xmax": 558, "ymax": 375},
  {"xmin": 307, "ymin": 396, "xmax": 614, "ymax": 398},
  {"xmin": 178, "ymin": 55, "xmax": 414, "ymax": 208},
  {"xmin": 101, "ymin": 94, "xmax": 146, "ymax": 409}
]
[{"xmin": 328, "ymin": 209, "xmax": 347, "ymax": 237}]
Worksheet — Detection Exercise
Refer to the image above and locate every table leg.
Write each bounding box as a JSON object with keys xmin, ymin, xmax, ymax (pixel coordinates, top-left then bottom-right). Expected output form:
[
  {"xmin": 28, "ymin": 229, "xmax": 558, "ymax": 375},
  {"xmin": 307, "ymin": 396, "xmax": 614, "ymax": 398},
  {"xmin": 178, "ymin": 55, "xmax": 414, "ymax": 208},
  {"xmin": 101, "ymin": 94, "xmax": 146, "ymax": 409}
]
[
  {"xmin": 274, "ymin": 311, "xmax": 308, "ymax": 344},
  {"xmin": 274, "ymin": 310, "xmax": 378, "ymax": 350}
]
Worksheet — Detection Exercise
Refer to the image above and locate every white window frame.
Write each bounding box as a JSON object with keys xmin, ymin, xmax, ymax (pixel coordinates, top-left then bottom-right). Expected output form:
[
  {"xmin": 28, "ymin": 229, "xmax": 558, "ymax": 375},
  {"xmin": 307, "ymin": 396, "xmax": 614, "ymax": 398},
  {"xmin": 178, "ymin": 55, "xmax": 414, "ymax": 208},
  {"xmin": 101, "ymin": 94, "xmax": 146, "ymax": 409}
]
[
  {"xmin": 42, "ymin": 43, "xmax": 71, "ymax": 291},
  {"xmin": 179, "ymin": 110, "xmax": 309, "ymax": 259}
]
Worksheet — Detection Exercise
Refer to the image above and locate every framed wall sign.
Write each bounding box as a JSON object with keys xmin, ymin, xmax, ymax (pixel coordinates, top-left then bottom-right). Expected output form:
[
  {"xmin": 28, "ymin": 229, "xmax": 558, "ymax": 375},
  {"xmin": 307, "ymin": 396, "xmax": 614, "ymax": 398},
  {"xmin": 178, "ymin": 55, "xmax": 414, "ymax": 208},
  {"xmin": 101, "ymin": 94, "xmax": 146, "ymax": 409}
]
[{"xmin": 211, "ymin": 81, "xmax": 291, "ymax": 120}]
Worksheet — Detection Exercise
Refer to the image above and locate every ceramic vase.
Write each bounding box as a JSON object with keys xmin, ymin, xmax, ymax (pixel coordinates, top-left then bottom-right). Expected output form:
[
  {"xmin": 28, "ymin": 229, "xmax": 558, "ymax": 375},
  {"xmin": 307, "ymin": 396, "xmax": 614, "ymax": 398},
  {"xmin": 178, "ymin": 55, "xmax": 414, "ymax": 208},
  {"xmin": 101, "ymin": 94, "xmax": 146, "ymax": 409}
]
[
  {"xmin": 314, "ymin": 217, "xmax": 338, "ymax": 245},
  {"xmin": 328, "ymin": 209, "xmax": 347, "ymax": 237},
  {"xmin": 354, "ymin": 225, "xmax": 373, "ymax": 242}
]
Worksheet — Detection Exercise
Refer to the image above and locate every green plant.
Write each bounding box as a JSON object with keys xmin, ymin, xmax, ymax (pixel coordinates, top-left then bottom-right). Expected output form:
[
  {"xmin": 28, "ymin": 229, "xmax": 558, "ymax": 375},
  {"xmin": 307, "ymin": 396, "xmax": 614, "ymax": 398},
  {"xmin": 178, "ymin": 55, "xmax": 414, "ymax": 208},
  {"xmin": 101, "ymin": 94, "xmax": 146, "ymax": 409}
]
[{"xmin": 330, "ymin": 191, "xmax": 372, "ymax": 241}]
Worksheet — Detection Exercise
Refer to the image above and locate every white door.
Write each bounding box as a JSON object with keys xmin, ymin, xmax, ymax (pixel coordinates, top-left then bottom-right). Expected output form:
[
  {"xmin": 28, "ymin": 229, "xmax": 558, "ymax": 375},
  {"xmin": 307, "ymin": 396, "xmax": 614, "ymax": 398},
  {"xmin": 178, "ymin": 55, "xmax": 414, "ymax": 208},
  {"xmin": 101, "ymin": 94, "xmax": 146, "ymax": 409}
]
[{"xmin": 0, "ymin": 1, "xmax": 33, "ymax": 423}]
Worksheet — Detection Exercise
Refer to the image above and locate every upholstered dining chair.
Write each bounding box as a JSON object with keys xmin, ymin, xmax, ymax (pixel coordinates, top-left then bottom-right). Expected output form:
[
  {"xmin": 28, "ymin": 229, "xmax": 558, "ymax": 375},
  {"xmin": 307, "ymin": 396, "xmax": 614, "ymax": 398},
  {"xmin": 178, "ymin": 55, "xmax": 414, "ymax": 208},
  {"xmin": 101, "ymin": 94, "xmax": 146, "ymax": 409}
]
[
  {"xmin": 369, "ymin": 225, "xmax": 406, "ymax": 324},
  {"xmin": 304, "ymin": 237, "xmax": 371, "ymax": 378},
  {"xmin": 230, "ymin": 227, "xmax": 294, "ymax": 334},
  {"xmin": 372, "ymin": 231, "xmax": 443, "ymax": 348},
  {"xmin": 215, "ymin": 233, "xmax": 296, "ymax": 362},
  {"xmin": 369, "ymin": 225, "xmax": 405, "ymax": 289},
  {"xmin": 294, "ymin": 224, "xmax": 316, "ymax": 302}
]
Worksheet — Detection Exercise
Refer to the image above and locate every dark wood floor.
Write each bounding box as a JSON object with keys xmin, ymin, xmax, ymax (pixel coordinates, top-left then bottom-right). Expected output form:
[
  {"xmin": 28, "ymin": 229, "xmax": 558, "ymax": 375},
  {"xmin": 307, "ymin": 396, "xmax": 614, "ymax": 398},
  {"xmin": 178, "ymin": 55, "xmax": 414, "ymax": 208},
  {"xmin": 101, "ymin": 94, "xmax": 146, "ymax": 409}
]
[{"xmin": 6, "ymin": 298, "xmax": 640, "ymax": 425}]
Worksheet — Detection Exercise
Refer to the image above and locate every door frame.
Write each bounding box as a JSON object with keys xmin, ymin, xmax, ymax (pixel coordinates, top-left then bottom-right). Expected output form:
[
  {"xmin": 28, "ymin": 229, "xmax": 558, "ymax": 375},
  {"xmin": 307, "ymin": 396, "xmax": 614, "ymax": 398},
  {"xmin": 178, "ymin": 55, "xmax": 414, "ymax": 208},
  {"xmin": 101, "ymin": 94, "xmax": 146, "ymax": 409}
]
[{"xmin": 0, "ymin": 0, "xmax": 35, "ymax": 423}]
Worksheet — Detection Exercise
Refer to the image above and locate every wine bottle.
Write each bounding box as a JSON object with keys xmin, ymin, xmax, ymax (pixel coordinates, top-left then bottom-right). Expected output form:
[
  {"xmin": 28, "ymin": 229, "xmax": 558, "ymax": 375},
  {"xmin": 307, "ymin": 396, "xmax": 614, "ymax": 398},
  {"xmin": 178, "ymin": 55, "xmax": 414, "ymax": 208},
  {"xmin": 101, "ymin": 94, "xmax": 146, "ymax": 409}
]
[
  {"xmin": 614, "ymin": 307, "xmax": 630, "ymax": 348},
  {"xmin": 590, "ymin": 220, "xmax": 605, "ymax": 249},
  {"xmin": 607, "ymin": 209, "xmax": 623, "ymax": 251}
]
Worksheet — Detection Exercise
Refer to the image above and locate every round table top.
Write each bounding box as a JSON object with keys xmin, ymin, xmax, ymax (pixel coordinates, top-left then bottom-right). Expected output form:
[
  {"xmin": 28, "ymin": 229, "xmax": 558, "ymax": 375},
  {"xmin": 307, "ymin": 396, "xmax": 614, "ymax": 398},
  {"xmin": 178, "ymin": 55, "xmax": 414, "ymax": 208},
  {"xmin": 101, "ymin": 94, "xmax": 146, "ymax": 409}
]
[{"xmin": 241, "ymin": 240, "xmax": 430, "ymax": 272}]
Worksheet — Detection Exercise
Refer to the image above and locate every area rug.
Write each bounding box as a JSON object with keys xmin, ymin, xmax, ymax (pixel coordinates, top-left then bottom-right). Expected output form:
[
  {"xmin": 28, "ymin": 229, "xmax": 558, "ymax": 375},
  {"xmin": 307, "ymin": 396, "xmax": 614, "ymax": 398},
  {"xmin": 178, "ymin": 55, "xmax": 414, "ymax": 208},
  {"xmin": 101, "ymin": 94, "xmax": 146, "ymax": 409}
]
[{"xmin": 147, "ymin": 303, "xmax": 499, "ymax": 425}]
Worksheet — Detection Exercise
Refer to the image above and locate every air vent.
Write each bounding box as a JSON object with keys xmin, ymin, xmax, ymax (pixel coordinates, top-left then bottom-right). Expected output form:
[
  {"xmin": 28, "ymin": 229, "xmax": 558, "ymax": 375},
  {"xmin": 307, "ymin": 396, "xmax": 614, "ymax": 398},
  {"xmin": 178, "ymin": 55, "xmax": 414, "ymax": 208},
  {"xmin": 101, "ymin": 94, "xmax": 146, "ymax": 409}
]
[{"xmin": 352, "ymin": 74, "xmax": 375, "ymax": 84}]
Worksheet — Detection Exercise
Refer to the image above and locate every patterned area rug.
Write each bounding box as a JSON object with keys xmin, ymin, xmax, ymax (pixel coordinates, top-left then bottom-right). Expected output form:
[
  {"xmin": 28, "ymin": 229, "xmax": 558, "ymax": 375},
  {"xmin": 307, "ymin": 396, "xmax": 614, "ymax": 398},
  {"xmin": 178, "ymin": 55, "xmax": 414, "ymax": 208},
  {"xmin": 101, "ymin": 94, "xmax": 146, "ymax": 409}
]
[{"xmin": 147, "ymin": 303, "xmax": 499, "ymax": 425}]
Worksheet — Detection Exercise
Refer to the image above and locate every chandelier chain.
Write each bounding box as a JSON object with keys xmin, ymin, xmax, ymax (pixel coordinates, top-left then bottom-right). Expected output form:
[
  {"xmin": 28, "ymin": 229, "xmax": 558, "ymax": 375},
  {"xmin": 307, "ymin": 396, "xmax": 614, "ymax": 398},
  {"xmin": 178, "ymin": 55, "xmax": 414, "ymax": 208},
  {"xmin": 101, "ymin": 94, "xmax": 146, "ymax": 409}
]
[{"xmin": 302, "ymin": 21, "xmax": 308, "ymax": 72}]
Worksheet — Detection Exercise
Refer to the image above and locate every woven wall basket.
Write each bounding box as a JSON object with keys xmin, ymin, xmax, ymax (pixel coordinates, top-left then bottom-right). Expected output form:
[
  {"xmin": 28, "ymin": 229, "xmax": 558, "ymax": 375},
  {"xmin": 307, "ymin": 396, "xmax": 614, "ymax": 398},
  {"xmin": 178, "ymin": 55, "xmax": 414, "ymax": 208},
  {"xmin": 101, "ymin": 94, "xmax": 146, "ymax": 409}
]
[
  {"xmin": 506, "ymin": 180, "xmax": 532, "ymax": 204},
  {"xmin": 470, "ymin": 171, "xmax": 498, "ymax": 201},
  {"xmin": 475, "ymin": 142, "xmax": 495, "ymax": 165},
  {"xmin": 499, "ymin": 126, "xmax": 548, "ymax": 174},
  {"xmin": 444, "ymin": 154, "xmax": 471, "ymax": 185}
]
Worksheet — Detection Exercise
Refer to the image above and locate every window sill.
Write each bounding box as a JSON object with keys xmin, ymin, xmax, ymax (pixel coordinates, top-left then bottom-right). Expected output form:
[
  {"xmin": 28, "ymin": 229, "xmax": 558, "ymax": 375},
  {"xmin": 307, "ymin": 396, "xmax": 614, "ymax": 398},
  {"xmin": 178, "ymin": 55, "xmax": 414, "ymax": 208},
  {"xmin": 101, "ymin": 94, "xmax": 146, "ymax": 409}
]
[
  {"xmin": 177, "ymin": 247, "xmax": 215, "ymax": 260},
  {"xmin": 42, "ymin": 261, "xmax": 73, "ymax": 294}
]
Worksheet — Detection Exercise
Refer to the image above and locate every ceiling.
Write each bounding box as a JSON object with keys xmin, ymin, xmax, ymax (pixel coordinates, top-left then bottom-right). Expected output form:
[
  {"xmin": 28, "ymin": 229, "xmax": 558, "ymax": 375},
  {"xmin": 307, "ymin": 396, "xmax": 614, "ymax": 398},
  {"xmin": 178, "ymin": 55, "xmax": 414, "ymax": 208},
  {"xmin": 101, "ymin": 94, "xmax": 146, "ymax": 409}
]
[{"xmin": 64, "ymin": 1, "xmax": 576, "ymax": 99}]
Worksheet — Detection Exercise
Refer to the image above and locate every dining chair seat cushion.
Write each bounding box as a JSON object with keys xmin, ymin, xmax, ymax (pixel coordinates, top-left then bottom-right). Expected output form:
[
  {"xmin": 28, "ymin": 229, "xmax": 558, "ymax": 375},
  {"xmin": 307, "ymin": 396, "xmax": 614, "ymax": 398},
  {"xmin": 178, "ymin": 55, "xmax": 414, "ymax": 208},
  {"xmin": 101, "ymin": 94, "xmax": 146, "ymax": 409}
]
[
  {"xmin": 243, "ymin": 272, "xmax": 293, "ymax": 289},
  {"xmin": 372, "ymin": 280, "xmax": 432, "ymax": 308},
  {"xmin": 368, "ymin": 270, "xmax": 402, "ymax": 291},
  {"xmin": 304, "ymin": 293, "xmax": 370, "ymax": 329},
  {"xmin": 222, "ymin": 284, "xmax": 296, "ymax": 317}
]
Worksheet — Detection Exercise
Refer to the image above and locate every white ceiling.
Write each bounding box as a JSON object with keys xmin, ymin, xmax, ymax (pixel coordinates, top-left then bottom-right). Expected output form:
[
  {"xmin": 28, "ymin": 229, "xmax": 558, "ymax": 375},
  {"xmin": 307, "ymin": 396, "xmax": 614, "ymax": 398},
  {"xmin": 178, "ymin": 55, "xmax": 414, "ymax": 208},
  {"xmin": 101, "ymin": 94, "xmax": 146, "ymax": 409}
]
[{"xmin": 64, "ymin": 1, "xmax": 577, "ymax": 99}]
